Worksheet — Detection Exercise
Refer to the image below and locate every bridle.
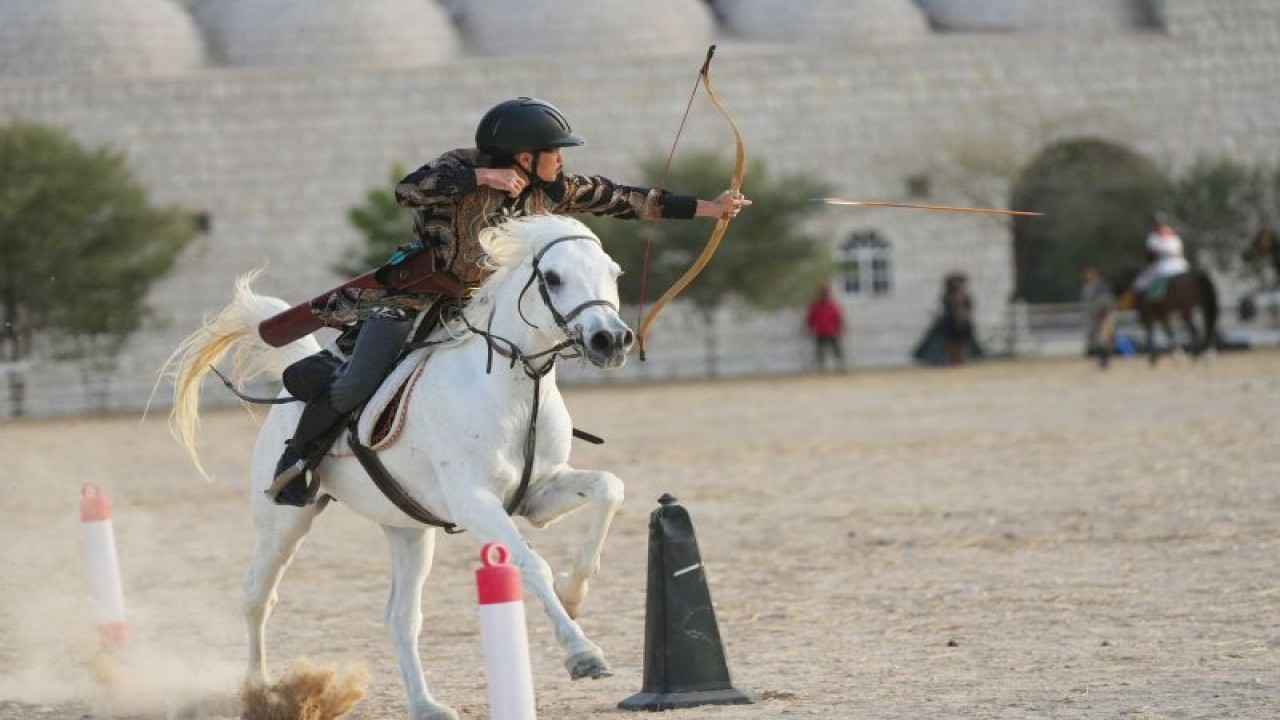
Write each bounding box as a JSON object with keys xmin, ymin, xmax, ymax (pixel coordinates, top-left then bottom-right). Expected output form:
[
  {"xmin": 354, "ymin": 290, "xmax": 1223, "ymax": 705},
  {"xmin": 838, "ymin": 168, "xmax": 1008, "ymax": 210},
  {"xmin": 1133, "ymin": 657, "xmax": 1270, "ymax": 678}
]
[
  {"xmin": 449, "ymin": 232, "xmax": 620, "ymax": 517},
  {"xmin": 451, "ymin": 233, "xmax": 620, "ymax": 379},
  {"xmin": 521, "ymin": 234, "xmax": 619, "ymax": 338}
]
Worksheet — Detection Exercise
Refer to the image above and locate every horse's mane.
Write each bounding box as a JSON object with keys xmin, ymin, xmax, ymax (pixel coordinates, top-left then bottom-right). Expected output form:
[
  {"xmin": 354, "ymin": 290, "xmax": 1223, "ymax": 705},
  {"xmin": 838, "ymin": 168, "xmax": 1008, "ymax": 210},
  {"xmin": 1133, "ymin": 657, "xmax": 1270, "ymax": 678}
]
[{"xmin": 470, "ymin": 214, "xmax": 597, "ymax": 308}]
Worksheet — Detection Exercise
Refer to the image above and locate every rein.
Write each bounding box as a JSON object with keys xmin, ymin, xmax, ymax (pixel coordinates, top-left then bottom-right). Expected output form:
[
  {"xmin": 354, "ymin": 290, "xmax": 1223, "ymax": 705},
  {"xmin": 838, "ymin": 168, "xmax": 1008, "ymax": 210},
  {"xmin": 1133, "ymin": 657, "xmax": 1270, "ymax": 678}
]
[{"xmin": 209, "ymin": 365, "xmax": 298, "ymax": 404}]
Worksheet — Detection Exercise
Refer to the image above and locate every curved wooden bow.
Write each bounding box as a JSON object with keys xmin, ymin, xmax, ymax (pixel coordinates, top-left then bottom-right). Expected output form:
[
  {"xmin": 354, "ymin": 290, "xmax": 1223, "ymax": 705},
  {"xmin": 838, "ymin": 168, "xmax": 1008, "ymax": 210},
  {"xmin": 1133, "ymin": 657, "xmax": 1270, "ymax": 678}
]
[{"xmin": 636, "ymin": 46, "xmax": 747, "ymax": 359}]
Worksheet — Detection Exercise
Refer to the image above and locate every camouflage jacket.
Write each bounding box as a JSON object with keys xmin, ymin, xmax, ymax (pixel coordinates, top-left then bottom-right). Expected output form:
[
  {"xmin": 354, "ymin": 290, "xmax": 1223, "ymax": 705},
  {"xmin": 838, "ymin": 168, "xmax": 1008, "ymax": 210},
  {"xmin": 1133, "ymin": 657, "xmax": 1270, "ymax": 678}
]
[{"xmin": 393, "ymin": 148, "xmax": 698, "ymax": 286}]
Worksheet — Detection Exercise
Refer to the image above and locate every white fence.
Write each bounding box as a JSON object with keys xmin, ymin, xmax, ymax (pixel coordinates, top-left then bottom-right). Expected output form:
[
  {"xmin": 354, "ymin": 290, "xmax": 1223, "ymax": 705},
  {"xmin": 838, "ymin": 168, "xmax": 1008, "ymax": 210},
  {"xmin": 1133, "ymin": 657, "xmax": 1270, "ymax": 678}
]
[{"xmin": 2, "ymin": 300, "xmax": 1276, "ymax": 420}]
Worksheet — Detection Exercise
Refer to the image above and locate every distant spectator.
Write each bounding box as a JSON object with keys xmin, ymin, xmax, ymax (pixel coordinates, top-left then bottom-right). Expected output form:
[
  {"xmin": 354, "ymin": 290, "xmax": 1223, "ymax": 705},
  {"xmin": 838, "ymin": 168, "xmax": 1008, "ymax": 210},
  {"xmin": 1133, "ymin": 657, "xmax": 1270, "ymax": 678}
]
[
  {"xmin": 805, "ymin": 282, "xmax": 846, "ymax": 371},
  {"xmin": 1080, "ymin": 264, "xmax": 1116, "ymax": 365},
  {"xmin": 940, "ymin": 272, "xmax": 982, "ymax": 365},
  {"xmin": 913, "ymin": 272, "xmax": 984, "ymax": 367}
]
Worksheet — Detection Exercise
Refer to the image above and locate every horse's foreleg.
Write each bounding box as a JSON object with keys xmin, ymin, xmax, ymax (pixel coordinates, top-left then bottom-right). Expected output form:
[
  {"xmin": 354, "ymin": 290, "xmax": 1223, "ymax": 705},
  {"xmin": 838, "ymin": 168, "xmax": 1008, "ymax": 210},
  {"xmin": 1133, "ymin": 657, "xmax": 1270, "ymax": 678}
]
[
  {"xmin": 1143, "ymin": 320, "xmax": 1158, "ymax": 366},
  {"xmin": 383, "ymin": 526, "xmax": 458, "ymax": 720},
  {"xmin": 522, "ymin": 468, "xmax": 624, "ymax": 619},
  {"xmin": 243, "ymin": 499, "xmax": 324, "ymax": 686},
  {"xmin": 449, "ymin": 491, "xmax": 612, "ymax": 680}
]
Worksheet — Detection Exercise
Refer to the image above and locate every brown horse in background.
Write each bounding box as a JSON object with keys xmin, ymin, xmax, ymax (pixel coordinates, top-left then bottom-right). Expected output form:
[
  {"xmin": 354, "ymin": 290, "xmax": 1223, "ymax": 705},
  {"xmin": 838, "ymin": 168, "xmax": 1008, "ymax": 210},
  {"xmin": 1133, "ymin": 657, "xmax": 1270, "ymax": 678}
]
[
  {"xmin": 1115, "ymin": 270, "xmax": 1219, "ymax": 366},
  {"xmin": 1240, "ymin": 226, "xmax": 1279, "ymax": 279}
]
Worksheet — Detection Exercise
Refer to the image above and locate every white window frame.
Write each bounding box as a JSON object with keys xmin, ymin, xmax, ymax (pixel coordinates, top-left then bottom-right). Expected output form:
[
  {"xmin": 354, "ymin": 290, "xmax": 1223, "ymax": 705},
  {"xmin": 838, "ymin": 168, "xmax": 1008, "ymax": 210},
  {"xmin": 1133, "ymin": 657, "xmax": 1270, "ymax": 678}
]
[{"xmin": 838, "ymin": 230, "xmax": 892, "ymax": 296}]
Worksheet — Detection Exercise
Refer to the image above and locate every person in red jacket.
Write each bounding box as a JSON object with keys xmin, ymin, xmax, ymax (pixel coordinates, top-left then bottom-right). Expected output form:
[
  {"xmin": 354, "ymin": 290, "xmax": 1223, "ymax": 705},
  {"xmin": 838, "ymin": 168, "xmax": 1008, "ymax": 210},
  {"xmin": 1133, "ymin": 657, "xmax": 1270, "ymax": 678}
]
[{"xmin": 805, "ymin": 283, "xmax": 846, "ymax": 371}]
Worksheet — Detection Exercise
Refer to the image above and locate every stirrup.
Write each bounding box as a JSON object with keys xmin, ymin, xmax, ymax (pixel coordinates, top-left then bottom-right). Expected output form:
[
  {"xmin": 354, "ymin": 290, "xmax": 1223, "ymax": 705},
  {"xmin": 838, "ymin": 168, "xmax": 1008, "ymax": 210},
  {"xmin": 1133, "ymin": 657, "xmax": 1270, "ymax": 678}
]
[
  {"xmin": 269, "ymin": 462, "xmax": 312, "ymax": 506},
  {"xmin": 275, "ymin": 478, "xmax": 312, "ymax": 507}
]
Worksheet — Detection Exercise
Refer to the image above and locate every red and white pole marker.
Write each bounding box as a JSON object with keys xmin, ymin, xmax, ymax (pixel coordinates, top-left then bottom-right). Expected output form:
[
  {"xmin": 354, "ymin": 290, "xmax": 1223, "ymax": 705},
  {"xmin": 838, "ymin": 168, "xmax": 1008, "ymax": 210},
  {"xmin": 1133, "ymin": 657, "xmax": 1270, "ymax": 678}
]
[
  {"xmin": 475, "ymin": 542, "xmax": 536, "ymax": 720},
  {"xmin": 80, "ymin": 483, "xmax": 128, "ymax": 646}
]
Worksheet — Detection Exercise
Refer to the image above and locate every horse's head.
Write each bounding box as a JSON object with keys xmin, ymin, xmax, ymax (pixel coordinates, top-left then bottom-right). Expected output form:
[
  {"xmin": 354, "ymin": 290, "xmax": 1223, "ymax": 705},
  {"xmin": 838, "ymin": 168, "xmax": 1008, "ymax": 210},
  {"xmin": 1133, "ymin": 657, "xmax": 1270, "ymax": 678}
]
[
  {"xmin": 478, "ymin": 215, "xmax": 634, "ymax": 368},
  {"xmin": 1241, "ymin": 227, "xmax": 1277, "ymax": 265}
]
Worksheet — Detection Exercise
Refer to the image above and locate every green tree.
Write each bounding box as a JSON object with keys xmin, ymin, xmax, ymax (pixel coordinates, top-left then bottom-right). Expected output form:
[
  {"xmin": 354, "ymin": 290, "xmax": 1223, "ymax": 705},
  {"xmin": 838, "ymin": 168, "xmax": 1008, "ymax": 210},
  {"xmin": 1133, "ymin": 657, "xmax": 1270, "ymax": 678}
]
[
  {"xmin": 1011, "ymin": 138, "xmax": 1170, "ymax": 302},
  {"xmin": 935, "ymin": 118, "xmax": 1280, "ymax": 300},
  {"xmin": 584, "ymin": 150, "xmax": 834, "ymax": 375},
  {"xmin": 1167, "ymin": 158, "xmax": 1280, "ymax": 273},
  {"xmin": 336, "ymin": 165, "xmax": 413, "ymax": 277},
  {"xmin": 0, "ymin": 121, "xmax": 196, "ymax": 414}
]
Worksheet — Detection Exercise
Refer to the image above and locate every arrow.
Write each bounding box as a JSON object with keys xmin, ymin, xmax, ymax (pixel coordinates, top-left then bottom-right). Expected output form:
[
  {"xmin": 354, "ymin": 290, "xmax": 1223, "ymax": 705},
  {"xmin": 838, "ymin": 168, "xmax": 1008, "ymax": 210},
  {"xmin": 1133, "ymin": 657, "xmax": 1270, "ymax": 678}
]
[{"xmin": 815, "ymin": 198, "xmax": 1043, "ymax": 217}]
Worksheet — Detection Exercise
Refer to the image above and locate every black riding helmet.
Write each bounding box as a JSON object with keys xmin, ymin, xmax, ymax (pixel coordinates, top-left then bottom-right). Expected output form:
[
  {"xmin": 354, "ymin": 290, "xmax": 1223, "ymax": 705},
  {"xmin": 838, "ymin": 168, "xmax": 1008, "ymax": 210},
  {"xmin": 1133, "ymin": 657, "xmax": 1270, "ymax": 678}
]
[{"xmin": 475, "ymin": 97, "xmax": 585, "ymax": 156}]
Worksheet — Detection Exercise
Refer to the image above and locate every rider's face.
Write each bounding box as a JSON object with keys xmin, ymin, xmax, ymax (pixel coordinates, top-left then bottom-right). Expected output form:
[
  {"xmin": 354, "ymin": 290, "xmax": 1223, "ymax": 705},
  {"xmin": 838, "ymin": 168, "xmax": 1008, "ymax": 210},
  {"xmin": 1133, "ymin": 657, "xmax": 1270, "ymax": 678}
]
[{"xmin": 518, "ymin": 148, "xmax": 563, "ymax": 183}]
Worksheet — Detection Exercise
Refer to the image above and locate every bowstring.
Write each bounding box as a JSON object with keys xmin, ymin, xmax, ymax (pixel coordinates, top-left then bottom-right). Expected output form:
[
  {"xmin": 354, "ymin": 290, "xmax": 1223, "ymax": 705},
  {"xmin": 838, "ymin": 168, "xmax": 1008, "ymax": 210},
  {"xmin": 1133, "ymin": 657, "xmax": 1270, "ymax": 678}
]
[{"xmin": 636, "ymin": 60, "xmax": 706, "ymax": 333}]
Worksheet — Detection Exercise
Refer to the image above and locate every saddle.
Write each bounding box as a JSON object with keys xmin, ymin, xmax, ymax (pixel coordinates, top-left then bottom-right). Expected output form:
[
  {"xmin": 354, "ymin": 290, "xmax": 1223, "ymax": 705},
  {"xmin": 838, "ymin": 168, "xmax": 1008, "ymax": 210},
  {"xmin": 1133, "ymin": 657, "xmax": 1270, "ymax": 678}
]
[
  {"xmin": 346, "ymin": 346, "xmax": 431, "ymax": 453},
  {"xmin": 1141, "ymin": 276, "xmax": 1171, "ymax": 303},
  {"xmin": 270, "ymin": 296, "xmax": 454, "ymax": 506}
]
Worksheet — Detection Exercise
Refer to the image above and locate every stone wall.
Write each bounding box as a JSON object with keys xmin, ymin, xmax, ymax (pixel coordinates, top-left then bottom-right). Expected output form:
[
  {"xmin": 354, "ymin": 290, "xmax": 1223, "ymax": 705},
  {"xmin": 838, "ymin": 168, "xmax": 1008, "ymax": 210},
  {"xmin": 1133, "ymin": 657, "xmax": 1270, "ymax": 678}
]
[{"xmin": 0, "ymin": 0, "xmax": 1277, "ymax": 416}]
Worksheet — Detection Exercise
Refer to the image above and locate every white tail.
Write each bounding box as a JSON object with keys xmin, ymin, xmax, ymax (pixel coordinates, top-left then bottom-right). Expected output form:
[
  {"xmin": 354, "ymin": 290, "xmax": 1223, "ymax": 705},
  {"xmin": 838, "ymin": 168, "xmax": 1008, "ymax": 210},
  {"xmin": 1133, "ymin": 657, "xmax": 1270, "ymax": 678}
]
[{"xmin": 158, "ymin": 270, "xmax": 320, "ymax": 480}]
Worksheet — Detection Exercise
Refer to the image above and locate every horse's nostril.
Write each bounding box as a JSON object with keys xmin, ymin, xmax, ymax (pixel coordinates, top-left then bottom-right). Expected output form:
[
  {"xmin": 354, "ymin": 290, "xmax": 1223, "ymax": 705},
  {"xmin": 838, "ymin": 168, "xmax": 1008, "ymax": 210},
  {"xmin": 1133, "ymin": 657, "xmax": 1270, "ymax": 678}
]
[
  {"xmin": 590, "ymin": 332, "xmax": 612, "ymax": 352},
  {"xmin": 620, "ymin": 330, "xmax": 635, "ymax": 348}
]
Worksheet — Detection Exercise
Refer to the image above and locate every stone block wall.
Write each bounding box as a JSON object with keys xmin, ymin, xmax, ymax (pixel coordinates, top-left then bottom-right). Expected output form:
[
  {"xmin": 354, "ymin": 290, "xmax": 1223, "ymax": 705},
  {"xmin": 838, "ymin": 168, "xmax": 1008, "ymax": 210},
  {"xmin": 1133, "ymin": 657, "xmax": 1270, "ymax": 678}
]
[{"xmin": 0, "ymin": 0, "xmax": 1277, "ymax": 415}]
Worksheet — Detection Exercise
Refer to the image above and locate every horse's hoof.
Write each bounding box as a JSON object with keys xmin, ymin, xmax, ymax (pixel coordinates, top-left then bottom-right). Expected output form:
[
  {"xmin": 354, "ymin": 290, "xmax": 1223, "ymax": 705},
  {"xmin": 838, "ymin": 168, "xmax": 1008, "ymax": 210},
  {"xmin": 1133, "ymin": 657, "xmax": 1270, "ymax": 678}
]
[
  {"xmin": 566, "ymin": 649, "xmax": 612, "ymax": 680},
  {"xmin": 412, "ymin": 706, "xmax": 459, "ymax": 720}
]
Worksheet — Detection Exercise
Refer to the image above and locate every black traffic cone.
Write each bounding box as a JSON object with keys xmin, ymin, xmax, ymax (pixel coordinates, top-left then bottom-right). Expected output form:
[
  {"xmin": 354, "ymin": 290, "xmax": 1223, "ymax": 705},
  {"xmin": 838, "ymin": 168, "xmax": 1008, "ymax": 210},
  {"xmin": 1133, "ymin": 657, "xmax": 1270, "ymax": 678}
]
[{"xmin": 618, "ymin": 493, "xmax": 757, "ymax": 711}]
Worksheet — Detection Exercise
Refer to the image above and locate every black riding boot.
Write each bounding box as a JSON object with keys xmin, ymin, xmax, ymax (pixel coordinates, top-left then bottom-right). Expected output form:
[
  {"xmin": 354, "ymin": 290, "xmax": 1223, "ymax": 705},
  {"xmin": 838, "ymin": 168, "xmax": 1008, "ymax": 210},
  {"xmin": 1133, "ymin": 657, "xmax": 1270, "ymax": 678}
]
[
  {"xmin": 273, "ymin": 316, "xmax": 414, "ymax": 506},
  {"xmin": 272, "ymin": 392, "xmax": 346, "ymax": 506}
]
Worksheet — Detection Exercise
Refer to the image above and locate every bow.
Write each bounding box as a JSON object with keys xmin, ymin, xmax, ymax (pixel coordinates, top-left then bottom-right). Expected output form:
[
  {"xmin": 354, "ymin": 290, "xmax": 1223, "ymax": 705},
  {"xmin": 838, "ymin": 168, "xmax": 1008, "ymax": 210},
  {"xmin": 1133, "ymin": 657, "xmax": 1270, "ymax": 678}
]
[{"xmin": 636, "ymin": 45, "xmax": 746, "ymax": 359}]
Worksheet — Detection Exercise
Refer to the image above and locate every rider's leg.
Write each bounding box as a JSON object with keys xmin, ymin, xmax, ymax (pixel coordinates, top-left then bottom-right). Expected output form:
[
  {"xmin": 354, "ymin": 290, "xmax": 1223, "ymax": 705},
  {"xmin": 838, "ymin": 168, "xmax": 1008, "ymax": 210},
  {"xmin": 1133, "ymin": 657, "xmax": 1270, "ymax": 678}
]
[
  {"xmin": 1132, "ymin": 264, "xmax": 1163, "ymax": 302},
  {"xmin": 272, "ymin": 394, "xmax": 347, "ymax": 505},
  {"xmin": 272, "ymin": 315, "xmax": 414, "ymax": 505},
  {"xmin": 327, "ymin": 315, "xmax": 415, "ymax": 414}
]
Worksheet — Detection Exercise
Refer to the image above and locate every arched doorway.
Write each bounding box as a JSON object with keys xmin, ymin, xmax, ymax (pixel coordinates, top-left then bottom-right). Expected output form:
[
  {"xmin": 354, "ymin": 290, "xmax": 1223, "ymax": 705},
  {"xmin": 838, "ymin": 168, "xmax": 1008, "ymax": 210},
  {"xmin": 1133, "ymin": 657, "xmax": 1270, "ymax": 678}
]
[{"xmin": 1010, "ymin": 138, "xmax": 1169, "ymax": 302}]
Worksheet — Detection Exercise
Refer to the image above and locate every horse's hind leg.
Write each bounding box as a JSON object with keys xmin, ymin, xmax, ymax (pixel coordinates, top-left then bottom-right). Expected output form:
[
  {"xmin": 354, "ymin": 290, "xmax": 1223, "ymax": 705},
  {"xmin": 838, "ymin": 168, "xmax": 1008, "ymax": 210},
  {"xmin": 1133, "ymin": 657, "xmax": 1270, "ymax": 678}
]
[
  {"xmin": 1143, "ymin": 319, "xmax": 1159, "ymax": 366},
  {"xmin": 243, "ymin": 498, "xmax": 325, "ymax": 685},
  {"xmin": 1160, "ymin": 314, "xmax": 1183, "ymax": 362},
  {"xmin": 1180, "ymin": 308, "xmax": 1202, "ymax": 357},
  {"xmin": 383, "ymin": 526, "xmax": 457, "ymax": 720},
  {"xmin": 522, "ymin": 468, "xmax": 625, "ymax": 619}
]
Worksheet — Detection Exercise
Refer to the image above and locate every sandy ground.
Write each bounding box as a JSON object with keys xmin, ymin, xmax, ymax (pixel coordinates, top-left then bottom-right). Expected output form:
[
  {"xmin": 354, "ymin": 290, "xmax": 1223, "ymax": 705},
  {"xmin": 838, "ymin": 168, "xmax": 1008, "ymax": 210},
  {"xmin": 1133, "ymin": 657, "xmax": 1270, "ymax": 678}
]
[{"xmin": 0, "ymin": 351, "xmax": 1278, "ymax": 720}]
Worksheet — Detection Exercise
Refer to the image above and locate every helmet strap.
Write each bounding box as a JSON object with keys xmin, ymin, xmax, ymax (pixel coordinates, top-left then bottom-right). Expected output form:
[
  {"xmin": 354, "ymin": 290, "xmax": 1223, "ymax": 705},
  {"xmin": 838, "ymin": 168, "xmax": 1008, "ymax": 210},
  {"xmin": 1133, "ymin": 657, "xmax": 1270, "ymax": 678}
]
[
  {"xmin": 526, "ymin": 149, "xmax": 551, "ymax": 189},
  {"xmin": 512, "ymin": 150, "xmax": 562, "ymax": 196}
]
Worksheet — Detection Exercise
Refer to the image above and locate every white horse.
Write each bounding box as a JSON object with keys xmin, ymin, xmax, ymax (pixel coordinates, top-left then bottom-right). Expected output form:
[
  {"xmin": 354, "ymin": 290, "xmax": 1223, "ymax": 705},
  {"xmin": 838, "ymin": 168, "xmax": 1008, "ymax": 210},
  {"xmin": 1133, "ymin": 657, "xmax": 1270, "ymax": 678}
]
[{"xmin": 164, "ymin": 215, "xmax": 633, "ymax": 720}]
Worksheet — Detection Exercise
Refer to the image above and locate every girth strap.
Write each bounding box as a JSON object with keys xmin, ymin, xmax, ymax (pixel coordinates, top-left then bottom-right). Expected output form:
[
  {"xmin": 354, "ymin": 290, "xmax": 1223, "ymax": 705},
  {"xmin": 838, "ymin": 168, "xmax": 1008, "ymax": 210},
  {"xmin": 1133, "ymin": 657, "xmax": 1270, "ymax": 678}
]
[
  {"xmin": 342, "ymin": 373, "xmax": 603, "ymax": 530},
  {"xmin": 506, "ymin": 365, "xmax": 548, "ymax": 517},
  {"xmin": 346, "ymin": 422, "xmax": 462, "ymax": 533}
]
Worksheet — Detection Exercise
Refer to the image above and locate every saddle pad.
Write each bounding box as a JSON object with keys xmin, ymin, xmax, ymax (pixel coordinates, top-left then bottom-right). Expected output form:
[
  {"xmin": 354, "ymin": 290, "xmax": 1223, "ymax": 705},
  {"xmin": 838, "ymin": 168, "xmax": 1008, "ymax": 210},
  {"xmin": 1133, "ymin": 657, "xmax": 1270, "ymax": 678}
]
[
  {"xmin": 362, "ymin": 347, "xmax": 431, "ymax": 450},
  {"xmin": 1142, "ymin": 277, "xmax": 1170, "ymax": 302},
  {"xmin": 326, "ymin": 346, "xmax": 431, "ymax": 457}
]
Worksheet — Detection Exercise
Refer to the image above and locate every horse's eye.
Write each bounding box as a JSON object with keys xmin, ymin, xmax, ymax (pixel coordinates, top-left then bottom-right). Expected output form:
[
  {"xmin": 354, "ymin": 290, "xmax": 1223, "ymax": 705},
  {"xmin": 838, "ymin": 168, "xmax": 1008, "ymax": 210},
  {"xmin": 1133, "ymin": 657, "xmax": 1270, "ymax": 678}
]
[{"xmin": 544, "ymin": 271, "xmax": 562, "ymax": 288}]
